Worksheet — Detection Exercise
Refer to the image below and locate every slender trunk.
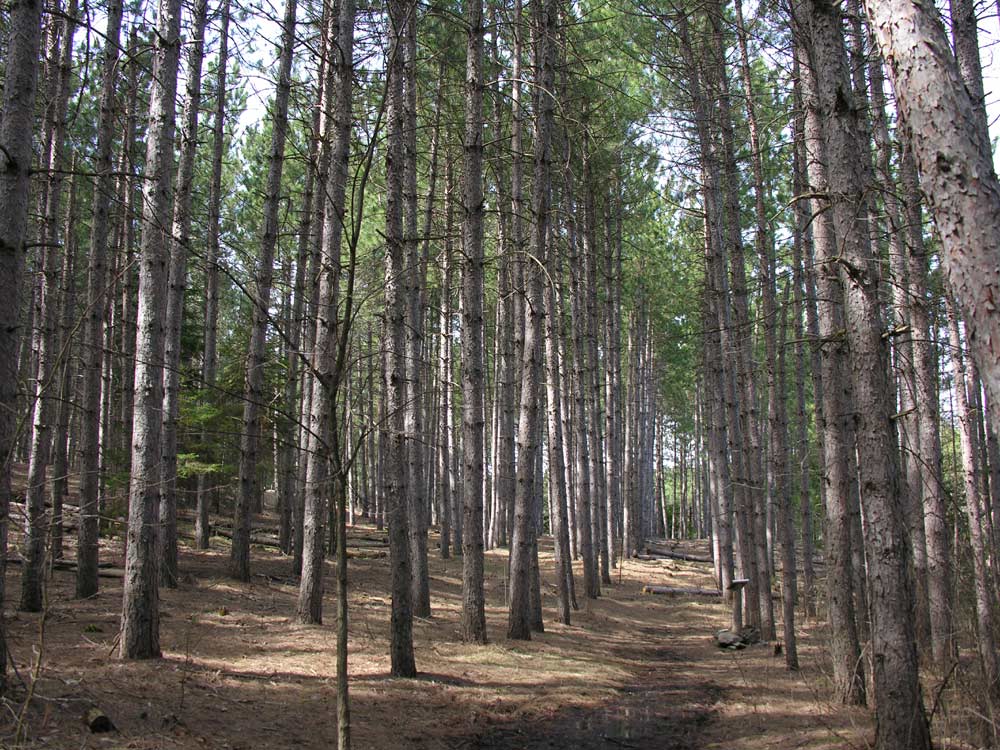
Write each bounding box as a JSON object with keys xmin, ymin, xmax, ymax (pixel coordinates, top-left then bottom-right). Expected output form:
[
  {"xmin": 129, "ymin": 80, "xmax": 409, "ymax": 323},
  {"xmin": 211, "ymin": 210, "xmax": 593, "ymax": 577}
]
[
  {"xmin": 50, "ymin": 172, "xmax": 77, "ymax": 562},
  {"xmin": 945, "ymin": 301, "xmax": 1000, "ymax": 726},
  {"xmin": 385, "ymin": 0, "xmax": 417, "ymax": 676},
  {"xmin": 460, "ymin": 0, "xmax": 487, "ymax": 644},
  {"xmin": 298, "ymin": 0, "xmax": 354, "ymax": 626},
  {"xmin": 792, "ymin": 27, "xmax": 866, "ymax": 705},
  {"xmin": 76, "ymin": 0, "xmax": 123, "ymax": 595},
  {"xmin": 231, "ymin": 0, "xmax": 298, "ymax": 581},
  {"xmin": 401, "ymin": 4, "xmax": 430, "ymax": 619},
  {"xmin": 21, "ymin": 0, "xmax": 77, "ymax": 612},
  {"xmin": 160, "ymin": 0, "xmax": 208, "ymax": 588},
  {"xmin": 438, "ymin": 164, "xmax": 456, "ymax": 559},
  {"xmin": 120, "ymin": 0, "xmax": 183, "ymax": 659},
  {"xmin": 543, "ymin": 234, "xmax": 573, "ymax": 624},
  {"xmin": 508, "ymin": 0, "xmax": 556, "ymax": 640}
]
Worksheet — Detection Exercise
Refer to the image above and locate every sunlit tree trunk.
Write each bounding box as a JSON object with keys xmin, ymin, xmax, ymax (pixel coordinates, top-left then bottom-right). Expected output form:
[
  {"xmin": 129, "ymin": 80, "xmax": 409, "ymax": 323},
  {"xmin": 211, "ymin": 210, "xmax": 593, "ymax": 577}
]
[
  {"xmin": 120, "ymin": 0, "xmax": 183, "ymax": 659},
  {"xmin": 803, "ymin": 2, "xmax": 929, "ymax": 745},
  {"xmin": 231, "ymin": 0, "xmax": 297, "ymax": 582},
  {"xmin": 49, "ymin": 172, "xmax": 77, "ymax": 562},
  {"xmin": 509, "ymin": 0, "xmax": 557, "ymax": 639},
  {"xmin": 793, "ymin": 25, "xmax": 866, "ymax": 706},
  {"xmin": 160, "ymin": 0, "xmax": 208, "ymax": 588},
  {"xmin": 863, "ymin": 0, "xmax": 1000, "ymax": 432}
]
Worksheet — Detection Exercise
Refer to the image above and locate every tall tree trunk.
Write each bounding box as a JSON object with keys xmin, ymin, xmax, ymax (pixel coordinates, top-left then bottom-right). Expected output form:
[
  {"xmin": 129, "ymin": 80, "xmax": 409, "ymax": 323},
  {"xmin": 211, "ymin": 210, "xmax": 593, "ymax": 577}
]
[
  {"xmin": 793, "ymin": 26, "xmax": 866, "ymax": 706},
  {"xmin": 384, "ymin": 0, "xmax": 417, "ymax": 676},
  {"xmin": 508, "ymin": 0, "xmax": 557, "ymax": 640},
  {"xmin": 298, "ymin": 0, "xmax": 353, "ymax": 625},
  {"xmin": 120, "ymin": 0, "xmax": 183, "ymax": 659},
  {"xmin": 20, "ymin": 0, "xmax": 77, "ymax": 612},
  {"xmin": 945, "ymin": 299, "xmax": 1000, "ymax": 729},
  {"xmin": 0, "ymin": 0, "xmax": 45, "ymax": 687},
  {"xmin": 862, "ymin": 0, "xmax": 1000, "ymax": 431},
  {"xmin": 734, "ymin": 0, "xmax": 786, "ymax": 646},
  {"xmin": 76, "ymin": 0, "xmax": 123, "ymax": 596},
  {"xmin": 401, "ymin": 2, "xmax": 430, "ymax": 619},
  {"xmin": 50, "ymin": 171, "xmax": 77, "ymax": 562},
  {"xmin": 231, "ymin": 0, "xmax": 298, "ymax": 581},
  {"xmin": 460, "ymin": 0, "xmax": 487, "ymax": 644},
  {"xmin": 437, "ymin": 168, "xmax": 454, "ymax": 559},
  {"xmin": 790, "ymin": 92, "xmax": 816, "ymax": 618},
  {"xmin": 196, "ymin": 0, "xmax": 229, "ymax": 550},
  {"xmin": 160, "ymin": 0, "xmax": 209, "ymax": 588},
  {"xmin": 802, "ymin": 2, "xmax": 929, "ymax": 746},
  {"xmin": 543, "ymin": 264, "xmax": 574, "ymax": 623}
]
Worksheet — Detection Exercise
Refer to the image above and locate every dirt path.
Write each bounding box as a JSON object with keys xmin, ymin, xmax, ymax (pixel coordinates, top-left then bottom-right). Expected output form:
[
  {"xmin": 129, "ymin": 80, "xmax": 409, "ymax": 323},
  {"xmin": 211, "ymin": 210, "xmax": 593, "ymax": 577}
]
[
  {"xmin": 1, "ymin": 528, "xmax": 870, "ymax": 749},
  {"xmin": 468, "ymin": 638, "xmax": 722, "ymax": 750}
]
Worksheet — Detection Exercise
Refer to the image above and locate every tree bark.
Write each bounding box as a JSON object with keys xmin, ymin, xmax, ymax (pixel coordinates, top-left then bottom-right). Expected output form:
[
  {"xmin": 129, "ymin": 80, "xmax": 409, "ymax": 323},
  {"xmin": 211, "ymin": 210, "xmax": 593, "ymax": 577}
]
[
  {"xmin": 20, "ymin": 0, "xmax": 77, "ymax": 612},
  {"xmin": 231, "ymin": 0, "xmax": 297, "ymax": 582},
  {"xmin": 862, "ymin": 0, "xmax": 1000, "ymax": 432},
  {"xmin": 792, "ymin": 24, "xmax": 866, "ymax": 706},
  {"xmin": 508, "ymin": 0, "xmax": 557, "ymax": 640},
  {"xmin": 298, "ymin": 0, "xmax": 355, "ymax": 626},
  {"xmin": 945, "ymin": 298, "xmax": 1000, "ymax": 727},
  {"xmin": 460, "ymin": 0, "xmax": 488, "ymax": 644},
  {"xmin": 160, "ymin": 0, "xmax": 209, "ymax": 588},
  {"xmin": 75, "ymin": 0, "xmax": 123, "ymax": 596},
  {"xmin": 384, "ymin": 0, "xmax": 417, "ymax": 676},
  {"xmin": 802, "ymin": 2, "xmax": 930, "ymax": 745},
  {"xmin": 120, "ymin": 0, "xmax": 183, "ymax": 660}
]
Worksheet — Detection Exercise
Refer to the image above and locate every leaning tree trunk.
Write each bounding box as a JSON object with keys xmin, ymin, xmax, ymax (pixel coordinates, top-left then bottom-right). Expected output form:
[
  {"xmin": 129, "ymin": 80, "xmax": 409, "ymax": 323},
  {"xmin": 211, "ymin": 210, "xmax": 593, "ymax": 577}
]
[
  {"xmin": 231, "ymin": 0, "xmax": 297, "ymax": 582},
  {"xmin": 120, "ymin": 0, "xmax": 183, "ymax": 660}
]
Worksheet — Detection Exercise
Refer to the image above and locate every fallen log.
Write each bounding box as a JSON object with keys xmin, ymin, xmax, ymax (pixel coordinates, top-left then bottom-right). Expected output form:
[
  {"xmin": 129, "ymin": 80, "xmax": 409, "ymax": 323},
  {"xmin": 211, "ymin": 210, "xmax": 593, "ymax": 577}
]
[
  {"xmin": 642, "ymin": 585, "xmax": 721, "ymax": 598},
  {"xmin": 212, "ymin": 527, "xmax": 283, "ymax": 549},
  {"xmin": 82, "ymin": 707, "xmax": 116, "ymax": 733},
  {"xmin": 642, "ymin": 545, "xmax": 712, "ymax": 563},
  {"xmin": 4, "ymin": 557, "xmax": 124, "ymax": 578}
]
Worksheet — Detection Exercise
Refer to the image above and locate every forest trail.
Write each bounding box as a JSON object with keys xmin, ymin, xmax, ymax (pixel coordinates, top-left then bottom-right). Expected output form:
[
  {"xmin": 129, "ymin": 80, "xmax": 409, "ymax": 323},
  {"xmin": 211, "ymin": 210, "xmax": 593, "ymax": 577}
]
[
  {"xmin": 1, "ymin": 522, "xmax": 869, "ymax": 749},
  {"xmin": 467, "ymin": 631, "xmax": 722, "ymax": 749}
]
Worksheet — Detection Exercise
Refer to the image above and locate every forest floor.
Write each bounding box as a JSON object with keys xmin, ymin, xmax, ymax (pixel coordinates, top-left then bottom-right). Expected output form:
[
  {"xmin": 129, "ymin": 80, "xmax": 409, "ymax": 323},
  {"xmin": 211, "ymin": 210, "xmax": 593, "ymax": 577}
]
[{"xmin": 1, "ymin": 515, "xmax": 875, "ymax": 750}]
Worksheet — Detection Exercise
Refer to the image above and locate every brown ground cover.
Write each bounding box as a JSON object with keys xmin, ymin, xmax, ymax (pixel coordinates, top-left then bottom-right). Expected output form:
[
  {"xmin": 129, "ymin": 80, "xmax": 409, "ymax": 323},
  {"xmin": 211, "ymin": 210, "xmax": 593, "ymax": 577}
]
[{"xmin": 1, "ymin": 521, "xmax": 874, "ymax": 750}]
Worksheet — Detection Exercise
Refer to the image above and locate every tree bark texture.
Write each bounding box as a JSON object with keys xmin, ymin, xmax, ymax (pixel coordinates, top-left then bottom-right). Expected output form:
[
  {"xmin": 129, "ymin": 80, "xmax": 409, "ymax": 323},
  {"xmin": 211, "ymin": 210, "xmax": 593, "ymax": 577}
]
[{"xmin": 120, "ymin": 0, "xmax": 183, "ymax": 660}]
